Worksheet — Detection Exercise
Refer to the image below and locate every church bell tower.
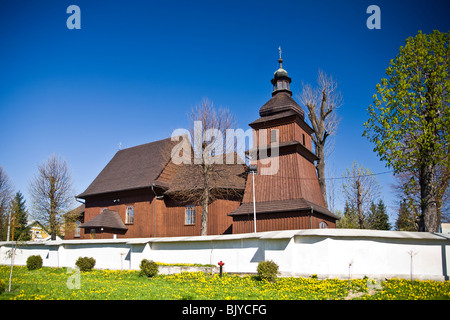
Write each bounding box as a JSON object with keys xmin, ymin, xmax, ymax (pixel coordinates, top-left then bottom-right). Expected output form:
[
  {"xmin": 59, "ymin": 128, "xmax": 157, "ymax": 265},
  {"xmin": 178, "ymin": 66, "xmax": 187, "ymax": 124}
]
[{"xmin": 229, "ymin": 48, "xmax": 338, "ymax": 233}]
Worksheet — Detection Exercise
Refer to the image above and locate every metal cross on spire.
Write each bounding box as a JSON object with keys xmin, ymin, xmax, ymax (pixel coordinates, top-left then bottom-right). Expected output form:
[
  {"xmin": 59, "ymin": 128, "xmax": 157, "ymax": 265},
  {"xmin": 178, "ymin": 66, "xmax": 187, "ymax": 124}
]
[{"xmin": 278, "ymin": 46, "xmax": 282, "ymax": 59}]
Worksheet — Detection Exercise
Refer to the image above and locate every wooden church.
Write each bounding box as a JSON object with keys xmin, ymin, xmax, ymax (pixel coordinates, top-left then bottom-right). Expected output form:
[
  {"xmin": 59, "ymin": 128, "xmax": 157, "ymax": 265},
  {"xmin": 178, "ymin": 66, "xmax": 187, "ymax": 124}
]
[{"xmin": 64, "ymin": 54, "xmax": 338, "ymax": 240}]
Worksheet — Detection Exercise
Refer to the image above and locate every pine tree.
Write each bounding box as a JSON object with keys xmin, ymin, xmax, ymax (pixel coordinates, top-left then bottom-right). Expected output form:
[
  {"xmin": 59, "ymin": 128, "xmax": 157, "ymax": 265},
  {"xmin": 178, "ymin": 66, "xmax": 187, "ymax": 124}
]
[
  {"xmin": 367, "ymin": 199, "xmax": 391, "ymax": 230},
  {"xmin": 337, "ymin": 202, "xmax": 359, "ymax": 229},
  {"xmin": 10, "ymin": 191, "xmax": 31, "ymax": 241},
  {"xmin": 395, "ymin": 199, "xmax": 417, "ymax": 231}
]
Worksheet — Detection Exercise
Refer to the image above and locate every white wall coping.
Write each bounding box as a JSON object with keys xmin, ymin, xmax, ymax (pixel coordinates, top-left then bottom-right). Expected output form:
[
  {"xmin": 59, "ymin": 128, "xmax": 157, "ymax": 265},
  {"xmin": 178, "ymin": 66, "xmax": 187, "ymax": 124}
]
[
  {"xmin": 1, "ymin": 229, "xmax": 449, "ymax": 247},
  {"xmin": 293, "ymin": 228, "xmax": 450, "ymax": 241}
]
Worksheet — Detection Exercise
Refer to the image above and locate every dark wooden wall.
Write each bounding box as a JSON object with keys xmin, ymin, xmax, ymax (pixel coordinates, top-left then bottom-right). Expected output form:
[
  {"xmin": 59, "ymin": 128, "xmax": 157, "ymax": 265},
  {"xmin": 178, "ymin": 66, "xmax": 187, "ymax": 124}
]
[
  {"xmin": 254, "ymin": 120, "xmax": 312, "ymax": 151},
  {"xmin": 161, "ymin": 198, "xmax": 238, "ymax": 237},
  {"xmin": 241, "ymin": 152, "xmax": 325, "ymax": 207},
  {"xmin": 67, "ymin": 188, "xmax": 240, "ymax": 239},
  {"xmin": 232, "ymin": 210, "xmax": 336, "ymax": 234}
]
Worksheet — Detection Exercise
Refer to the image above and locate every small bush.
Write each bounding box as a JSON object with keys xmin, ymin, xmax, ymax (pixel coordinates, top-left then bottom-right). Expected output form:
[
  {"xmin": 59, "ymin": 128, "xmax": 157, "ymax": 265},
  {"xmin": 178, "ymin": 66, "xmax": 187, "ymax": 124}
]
[
  {"xmin": 257, "ymin": 260, "xmax": 279, "ymax": 282},
  {"xmin": 0, "ymin": 279, "xmax": 5, "ymax": 294},
  {"xmin": 26, "ymin": 255, "xmax": 43, "ymax": 270},
  {"xmin": 75, "ymin": 257, "xmax": 96, "ymax": 271},
  {"xmin": 140, "ymin": 259, "xmax": 158, "ymax": 278}
]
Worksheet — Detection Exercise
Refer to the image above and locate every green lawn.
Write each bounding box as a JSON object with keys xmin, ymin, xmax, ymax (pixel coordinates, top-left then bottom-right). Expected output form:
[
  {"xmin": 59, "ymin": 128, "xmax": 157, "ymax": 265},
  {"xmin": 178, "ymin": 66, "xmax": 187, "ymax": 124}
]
[{"xmin": 1, "ymin": 265, "xmax": 449, "ymax": 300}]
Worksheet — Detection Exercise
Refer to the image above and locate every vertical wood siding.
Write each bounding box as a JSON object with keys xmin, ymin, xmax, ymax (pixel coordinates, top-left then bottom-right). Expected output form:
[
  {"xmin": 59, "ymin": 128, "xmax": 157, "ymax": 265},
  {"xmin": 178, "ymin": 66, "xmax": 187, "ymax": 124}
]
[
  {"xmin": 232, "ymin": 211, "xmax": 336, "ymax": 234},
  {"xmin": 69, "ymin": 189, "xmax": 240, "ymax": 239}
]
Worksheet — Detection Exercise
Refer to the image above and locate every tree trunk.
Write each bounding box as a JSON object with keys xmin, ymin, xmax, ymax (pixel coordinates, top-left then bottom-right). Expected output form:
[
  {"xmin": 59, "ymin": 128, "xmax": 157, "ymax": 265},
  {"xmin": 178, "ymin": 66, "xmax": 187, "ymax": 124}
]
[
  {"xmin": 49, "ymin": 175, "xmax": 57, "ymax": 240},
  {"xmin": 8, "ymin": 242, "xmax": 15, "ymax": 292},
  {"xmin": 50, "ymin": 205, "xmax": 57, "ymax": 240},
  {"xmin": 418, "ymin": 163, "xmax": 438, "ymax": 232},
  {"xmin": 201, "ymin": 189, "xmax": 209, "ymax": 236},
  {"xmin": 356, "ymin": 181, "xmax": 364, "ymax": 229},
  {"xmin": 315, "ymin": 144, "xmax": 328, "ymax": 209},
  {"xmin": 201, "ymin": 165, "xmax": 210, "ymax": 236}
]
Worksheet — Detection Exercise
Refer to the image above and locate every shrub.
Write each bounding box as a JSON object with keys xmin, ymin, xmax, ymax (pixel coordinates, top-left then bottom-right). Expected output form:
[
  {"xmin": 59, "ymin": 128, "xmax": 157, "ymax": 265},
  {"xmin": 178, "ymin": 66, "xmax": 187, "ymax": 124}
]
[
  {"xmin": 140, "ymin": 259, "xmax": 158, "ymax": 278},
  {"xmin": 75, "ymin": 257, "xmax": 96, "ymax": 271},
  {"xmin": 257, "ymin": 260, "xmax": 279, "ymax": 282},
  {"xmin": 0, "ymin": 279, "xmax": 5, "ymax": 294},
  {"xmin": 26, "ymin": 255, "xmax": 43, "ymax": 270}
]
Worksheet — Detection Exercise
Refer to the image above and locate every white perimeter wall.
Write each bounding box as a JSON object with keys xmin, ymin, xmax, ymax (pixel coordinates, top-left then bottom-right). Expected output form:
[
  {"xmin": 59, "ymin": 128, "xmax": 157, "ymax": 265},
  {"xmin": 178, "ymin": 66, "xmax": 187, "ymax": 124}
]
[{"xmin": 1, "ymin": 229, "xmax": 449, "ymax": 281}]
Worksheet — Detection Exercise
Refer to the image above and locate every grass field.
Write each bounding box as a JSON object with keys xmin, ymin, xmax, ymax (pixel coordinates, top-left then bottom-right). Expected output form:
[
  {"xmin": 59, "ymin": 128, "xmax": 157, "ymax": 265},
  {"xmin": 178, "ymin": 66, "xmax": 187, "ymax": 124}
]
[{"xmin": 1, "ymin": 265, "xmax": 449, "ymax": 300}]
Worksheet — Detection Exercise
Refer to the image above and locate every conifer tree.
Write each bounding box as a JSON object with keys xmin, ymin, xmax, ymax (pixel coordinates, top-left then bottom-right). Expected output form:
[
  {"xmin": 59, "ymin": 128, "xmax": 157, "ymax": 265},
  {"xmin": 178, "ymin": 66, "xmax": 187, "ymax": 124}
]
[
  {"xmin": 336, "ymin": 202, "xmax": 359, "ymax": 229},
  {"xmin": 10, "ymin": 191, "xmax": 31, "ymax": 241},
  {"xmin": 367, "ymin": 199, "xmax": 391, "ymax": 230},
  {"xmin": 395, "ymin": 199, "xmax": 418, "ymax": 231}
]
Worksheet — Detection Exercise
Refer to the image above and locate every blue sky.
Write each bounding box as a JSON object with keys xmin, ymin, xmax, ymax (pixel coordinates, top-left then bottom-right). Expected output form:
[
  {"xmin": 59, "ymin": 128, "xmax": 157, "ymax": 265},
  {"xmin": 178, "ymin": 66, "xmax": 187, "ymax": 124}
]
[{"xmin": 1, "ymin": 0, "xmax": 449, "ymax": 225}]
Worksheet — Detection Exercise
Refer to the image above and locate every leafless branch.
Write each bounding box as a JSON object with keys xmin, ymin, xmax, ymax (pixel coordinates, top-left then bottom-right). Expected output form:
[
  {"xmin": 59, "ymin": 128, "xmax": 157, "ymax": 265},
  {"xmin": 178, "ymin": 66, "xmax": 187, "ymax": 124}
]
[
  {"xmin": 29, "ymin": 155, "xmax": 75, "ymax": 239},
  {"xmin": 342, "ymin": 161, "xmax": 381, "ymax": 228},
  {"xmin": 297, "ymin": 70, "xmax": 343, "ymax": 208},
  {"xmin": 171, "ymin": 98, "xmax": 243, "ymax": 235}
]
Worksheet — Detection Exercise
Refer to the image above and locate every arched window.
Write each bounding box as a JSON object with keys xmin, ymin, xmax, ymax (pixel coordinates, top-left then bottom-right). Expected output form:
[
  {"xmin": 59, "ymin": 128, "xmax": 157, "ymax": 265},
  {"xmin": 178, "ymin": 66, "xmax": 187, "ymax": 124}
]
[{"xmin": 319, "ymin": 221, "xmax": 328, "ymax": 229}]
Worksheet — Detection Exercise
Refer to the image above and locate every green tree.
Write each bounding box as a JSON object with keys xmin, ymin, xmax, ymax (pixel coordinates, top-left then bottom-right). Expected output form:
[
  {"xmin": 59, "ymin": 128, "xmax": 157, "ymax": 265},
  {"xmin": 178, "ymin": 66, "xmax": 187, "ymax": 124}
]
[
  {"xmin": 336, "ymin": 202, "xmax": 359, "ymax": 229},
  {"xmin": 395, "ymin": 199, "xmax": 417, "ymax": 231},
  {"xmin": 0, "ymin": 166, "xmax": 13, "ymax": 241},
  {"xmin": 367, "ymin": 199, "xmax": 391, "ymax": 230},
  {"xmin": 364, "ymin": 30, "xmax": 450, "ymax": 232},
  {"xmin": 10, "ymin": 191, "xmax": 31, "ymax": 241}
]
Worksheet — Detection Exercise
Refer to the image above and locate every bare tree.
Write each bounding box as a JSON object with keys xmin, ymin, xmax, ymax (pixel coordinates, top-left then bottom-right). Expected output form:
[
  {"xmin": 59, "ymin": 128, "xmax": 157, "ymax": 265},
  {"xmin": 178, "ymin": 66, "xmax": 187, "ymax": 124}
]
[
  {"xmin": 29, "ymin": 155, "xmax": 75, "ymax": 240},
  {"xmin": 170, "ymin": 98, "xmax": 243, "ymax": 236},
  {"xmin": 342, "ymin": 161, "xmax": 380, "ymax": 229},
  {"xmin": 190, "ymin": 98, "xmax": 240, "ymax": 236},
  {"xmin": 298, "ymin": 70, "xmax": 342, "ymax": 209},
  {"xmin": 0, "ymin": 166, "xmax": 14, "ymax": 241},
  {"xmin": 326, "ymin": 165, "xmax": 337, "ymax": 213}
]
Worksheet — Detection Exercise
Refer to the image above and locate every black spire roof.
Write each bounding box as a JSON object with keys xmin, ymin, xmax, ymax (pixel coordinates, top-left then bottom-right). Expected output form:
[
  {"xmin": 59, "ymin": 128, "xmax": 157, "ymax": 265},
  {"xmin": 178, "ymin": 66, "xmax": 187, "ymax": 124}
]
[{"xmin": 257, "ymin": 50, "xmax": 304, "ymax": 119}]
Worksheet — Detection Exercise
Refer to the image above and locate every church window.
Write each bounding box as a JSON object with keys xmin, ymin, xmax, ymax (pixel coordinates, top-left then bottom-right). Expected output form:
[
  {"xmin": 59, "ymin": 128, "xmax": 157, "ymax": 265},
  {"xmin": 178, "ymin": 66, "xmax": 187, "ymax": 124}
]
[
  {"xmin": 319, "ymin": 221, "xmax": 328, "ymax": 229},
  {"xmin": 126, "ymin": 205, "xmax": 134, "ymax": 224},
  {"xmin": 277, "ymin": 80, "xmax": 282, "ymax": 90},
  {"xmin": 185, "ymin": 205, "xmax": 196, "ymax": 225},
  {"xmin": 271, "ymin": 129, "xmax": 278, "ymax": 143},
  {"xmin": 74, "ymin": 221, "xmax": 81, "ymax": 238}
]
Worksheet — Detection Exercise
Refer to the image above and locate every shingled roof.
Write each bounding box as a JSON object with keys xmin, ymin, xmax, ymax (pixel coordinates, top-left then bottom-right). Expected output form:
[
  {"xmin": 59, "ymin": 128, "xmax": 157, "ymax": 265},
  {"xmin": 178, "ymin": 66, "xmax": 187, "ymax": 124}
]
[
  {"xmin": 78, "ymin": 138, "xmax": 177, "ymax": 198},
  {"xmin": 78, "ymin": 138, "xmax": 248, "ymax": 199},
  {"xmin": 228, "ymin": 198, "xmax": 339, "ymax": 220},
  {"xmin": 166, "ymin": 160, "xmax": 247, "ymax": 194},
  {"xmin": 80, "ymin": 209, "xmax": 128, "ymax": 230},
  {"xmin": 259, "ymin": 92, "xmax": 304, "ymax": 118}
]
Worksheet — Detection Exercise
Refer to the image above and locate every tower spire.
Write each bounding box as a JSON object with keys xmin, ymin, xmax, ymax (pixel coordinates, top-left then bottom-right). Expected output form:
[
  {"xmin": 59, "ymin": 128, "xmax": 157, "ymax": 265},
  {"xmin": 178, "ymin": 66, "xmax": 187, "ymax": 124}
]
[
  {"xmin": 278, "ymin": 46, "xmax": 283, "ymax": 68},
  {"xmin": 271, "ymin": 47, "xmax": 291, "ymax": 96}
]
